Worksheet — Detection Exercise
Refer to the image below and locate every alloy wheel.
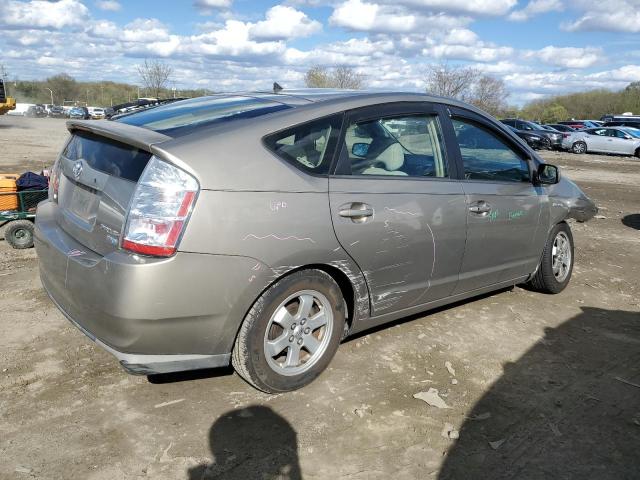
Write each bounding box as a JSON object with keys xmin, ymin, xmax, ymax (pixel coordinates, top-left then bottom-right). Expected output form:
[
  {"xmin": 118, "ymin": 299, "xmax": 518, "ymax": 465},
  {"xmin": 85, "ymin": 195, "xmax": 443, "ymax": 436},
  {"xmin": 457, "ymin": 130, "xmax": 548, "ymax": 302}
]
[
  {"xmin": 551, "ymin": 231, "xmax": 572, "ymax": 282},
  {"xmin": 263, "ymin": 290, "xmax": 334, "ymax": 376}
]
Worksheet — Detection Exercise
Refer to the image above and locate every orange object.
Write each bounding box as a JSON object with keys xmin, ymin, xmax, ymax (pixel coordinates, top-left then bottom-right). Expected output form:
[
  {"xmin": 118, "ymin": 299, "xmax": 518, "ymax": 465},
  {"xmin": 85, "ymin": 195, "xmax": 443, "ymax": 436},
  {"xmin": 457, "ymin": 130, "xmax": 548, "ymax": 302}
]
[{"xmin": 0, "ymin": 174, "xmax": 19, "ymax": 211}]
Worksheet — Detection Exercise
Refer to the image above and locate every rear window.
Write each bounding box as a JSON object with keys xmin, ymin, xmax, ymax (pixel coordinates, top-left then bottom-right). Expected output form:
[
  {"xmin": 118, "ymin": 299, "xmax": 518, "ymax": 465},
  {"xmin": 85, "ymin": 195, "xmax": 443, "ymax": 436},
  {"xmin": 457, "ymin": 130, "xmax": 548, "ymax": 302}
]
[
  {"xmin": 117, "ymin": 95, "xmax": 290, "ymax": 136},
  {"xmin": 63, "ymin": 131, "xmax": 152, "ymax": 182}
]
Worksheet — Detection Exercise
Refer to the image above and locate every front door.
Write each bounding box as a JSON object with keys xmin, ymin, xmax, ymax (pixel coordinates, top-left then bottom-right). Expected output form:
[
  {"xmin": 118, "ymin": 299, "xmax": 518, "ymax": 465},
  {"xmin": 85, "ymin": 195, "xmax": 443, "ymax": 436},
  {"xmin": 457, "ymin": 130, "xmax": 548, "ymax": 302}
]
[
  {"xmin": 446, "ymin": 113, "xmax": 544, "ymax": 294},
  {"xmin": 329, "ymin": 104, "xmax": 467, "ymax": 316}
]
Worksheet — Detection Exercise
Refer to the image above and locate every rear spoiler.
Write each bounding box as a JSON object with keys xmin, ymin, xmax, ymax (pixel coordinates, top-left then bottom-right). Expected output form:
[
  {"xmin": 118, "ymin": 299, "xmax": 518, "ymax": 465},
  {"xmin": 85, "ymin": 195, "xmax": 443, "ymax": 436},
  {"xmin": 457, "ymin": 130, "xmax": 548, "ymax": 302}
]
[{"xmin": 66, "ymin": 120, "xmax": 171, "ymax": 152}]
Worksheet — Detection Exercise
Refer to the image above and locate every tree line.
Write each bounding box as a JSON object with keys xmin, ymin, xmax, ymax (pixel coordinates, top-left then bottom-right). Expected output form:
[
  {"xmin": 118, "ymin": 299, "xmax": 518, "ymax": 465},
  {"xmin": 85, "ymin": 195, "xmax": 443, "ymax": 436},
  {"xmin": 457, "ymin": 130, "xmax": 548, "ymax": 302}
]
[
  {"xmin": 4, "ymin": 58, "xmax": 638, "ymax": 120},
  {"xmin": 1, "ymin": 60, "xmax": 209, "ymax": 107}
]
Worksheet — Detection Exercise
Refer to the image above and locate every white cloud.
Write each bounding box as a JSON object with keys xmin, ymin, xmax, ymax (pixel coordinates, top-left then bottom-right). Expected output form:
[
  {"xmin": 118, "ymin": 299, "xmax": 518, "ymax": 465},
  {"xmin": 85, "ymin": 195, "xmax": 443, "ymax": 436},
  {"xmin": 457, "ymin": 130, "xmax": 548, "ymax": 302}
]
[
  {"xmin": 379, "ymin": 0, "xmax": 517, "ymax": 15},
  {"xmin": 329, "ymin": 0, "xmax": 469, "ymax": 33},
  {"xmin": 427, "ymin": 44, "xmax": 514, "ymax": 62},
  {"xmin": 193, "ymin": 0, "xmax": 233, "ymax": 14},
  {"xmin": 95, "ymin": 0, "xmax": 121, "ymax": 11},
  {"xmin": 525, "ymin": 46, "xmax": 605, "ymax": 69},
  {"xmin": 1, "ymin": 0, "xmax": 89, "ymax": 30},
  {"xmin": 563, "ymin": 1, "xmax": 640, "ymax": 33},
  {"xmin": 508, "ymin": 0, "xmax": 562, "ymax": 21},
  {"xmin": 249, "ymin": 5, "xmax": 321, "ymax": 40}
]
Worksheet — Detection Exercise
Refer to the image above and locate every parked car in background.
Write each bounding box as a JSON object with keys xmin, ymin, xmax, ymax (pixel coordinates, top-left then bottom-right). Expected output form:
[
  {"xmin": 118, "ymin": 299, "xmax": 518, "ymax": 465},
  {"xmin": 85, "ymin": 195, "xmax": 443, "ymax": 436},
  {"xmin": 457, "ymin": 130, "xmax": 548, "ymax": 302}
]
[
  {"xmin": 557, "ymin": 120, "xmax": 601, "ymax": 130},
  {"xmin": 546, "ymin": 124, "xmax": 576, "ymax": 133},
  {"xmin": 48, "ymin": 106, "xmax": 66, "ymax": 118},
  {"xmin": 26, "ymin": 105, "xmax": 47, "ymax": 117},
  {"xmin": 501, "ymin": 119, "xmax": 562, "ymax": 149},
  {"xmin": 506, "ymin": 125, "xmax": 548, "ymax": 150},
  {"xmin": 68, "ymin": 106, "xmax": 90, "ymax": 119},
  {"xmin": 604, "ymin": 119, "xmax": 640, "ymax": 129},
  {"xmin": 35, "ymin": 90, "xmax": 597, "ymax": 393},
  {"xmin": 90, "ymin": 108, "xmax": 106, "ymax": 120},
  {"xmin": 563, "ymin": 127, "xmax": 640, "ymax": 157}
]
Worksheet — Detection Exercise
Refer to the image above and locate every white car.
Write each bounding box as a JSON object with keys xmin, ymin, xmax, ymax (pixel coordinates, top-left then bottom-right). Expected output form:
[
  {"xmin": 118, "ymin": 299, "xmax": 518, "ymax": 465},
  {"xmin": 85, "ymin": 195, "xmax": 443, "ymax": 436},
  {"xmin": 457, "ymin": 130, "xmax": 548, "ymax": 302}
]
[
  {"xmin": 563, "ymin": 127, "xmax": 640, "ymax": 157},
  {"xmin": 90, "ymin": 107, "xmax": 106, "ymax": 120}
]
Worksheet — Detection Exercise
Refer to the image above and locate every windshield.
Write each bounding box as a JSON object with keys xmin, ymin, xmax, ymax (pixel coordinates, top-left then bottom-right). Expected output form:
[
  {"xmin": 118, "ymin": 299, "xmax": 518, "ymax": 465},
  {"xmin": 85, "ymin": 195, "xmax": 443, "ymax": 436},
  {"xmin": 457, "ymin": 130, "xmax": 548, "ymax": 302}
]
[
  {"xmin": 621, "ymin": 128, "xmax": 640, "ymax": 138},
  {"xmin": 118, "ymin": 95, "xmax": 291, "ymax": 136}
]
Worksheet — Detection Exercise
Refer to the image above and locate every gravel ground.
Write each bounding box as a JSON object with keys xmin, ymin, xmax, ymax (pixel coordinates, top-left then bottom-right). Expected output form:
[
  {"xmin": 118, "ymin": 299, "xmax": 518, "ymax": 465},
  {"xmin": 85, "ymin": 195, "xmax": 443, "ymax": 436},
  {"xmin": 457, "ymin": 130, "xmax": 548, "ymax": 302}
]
[{"xmin": 0, "ymin": 116, "xmax": 639, "ymax": 480}]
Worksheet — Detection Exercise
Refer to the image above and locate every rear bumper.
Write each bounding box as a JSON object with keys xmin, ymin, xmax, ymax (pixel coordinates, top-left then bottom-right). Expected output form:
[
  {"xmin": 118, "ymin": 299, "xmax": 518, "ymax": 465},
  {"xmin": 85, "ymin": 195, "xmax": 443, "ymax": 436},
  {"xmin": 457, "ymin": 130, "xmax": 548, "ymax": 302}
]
[
  {"xmin": 43, "ymin": 281, "xmax": 230, "ymax": 375},
  {"xmin": 35, "ymin": 200, "xmax": 271, "ymax": 374}
]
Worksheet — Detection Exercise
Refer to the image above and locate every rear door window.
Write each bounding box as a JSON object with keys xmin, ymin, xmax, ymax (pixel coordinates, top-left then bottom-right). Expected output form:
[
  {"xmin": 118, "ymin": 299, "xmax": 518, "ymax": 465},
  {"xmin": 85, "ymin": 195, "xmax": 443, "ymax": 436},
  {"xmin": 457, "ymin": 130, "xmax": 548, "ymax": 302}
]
[
  {"xmin": 340, "ymin": 114, "xmax": 448, "ymax": 178},
  {"xmin": 263, "ymin": 114, "xmax": 343, "ymax": 175}
]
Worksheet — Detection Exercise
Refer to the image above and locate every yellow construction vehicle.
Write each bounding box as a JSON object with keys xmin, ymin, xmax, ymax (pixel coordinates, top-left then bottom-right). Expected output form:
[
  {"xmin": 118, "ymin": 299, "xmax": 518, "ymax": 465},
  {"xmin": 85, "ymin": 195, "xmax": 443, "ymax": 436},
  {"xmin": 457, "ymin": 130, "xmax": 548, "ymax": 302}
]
[{"xmin": 0, "ymin": 78, "xmax": 16, "ymax": 115}]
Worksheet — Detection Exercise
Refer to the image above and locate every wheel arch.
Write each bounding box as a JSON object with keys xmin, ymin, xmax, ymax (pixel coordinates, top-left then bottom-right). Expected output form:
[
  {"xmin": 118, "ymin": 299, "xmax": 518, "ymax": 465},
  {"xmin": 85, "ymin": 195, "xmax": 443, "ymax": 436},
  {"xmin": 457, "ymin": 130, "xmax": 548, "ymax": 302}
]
[{"xmin": 232, "ymin": 261, "xmax": 368, "ymax": 347}]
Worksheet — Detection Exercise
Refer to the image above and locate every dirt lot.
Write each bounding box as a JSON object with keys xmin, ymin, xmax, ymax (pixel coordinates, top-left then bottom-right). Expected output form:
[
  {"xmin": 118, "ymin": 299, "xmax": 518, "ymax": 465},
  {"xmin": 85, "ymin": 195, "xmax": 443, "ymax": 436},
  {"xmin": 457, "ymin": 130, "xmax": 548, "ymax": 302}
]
[{"xmin": 1, "ymin": 116, "xmax": 639, "ymax": 480}]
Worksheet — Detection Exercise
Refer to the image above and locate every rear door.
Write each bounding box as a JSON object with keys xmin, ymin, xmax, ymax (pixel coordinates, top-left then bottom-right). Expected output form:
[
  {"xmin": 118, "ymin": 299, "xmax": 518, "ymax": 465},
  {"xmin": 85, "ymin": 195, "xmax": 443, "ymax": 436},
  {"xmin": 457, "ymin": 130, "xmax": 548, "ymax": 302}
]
[
  {"xmin": 329, "ymin": 103, "xmax": 467, "ymax": 315},
  {"xmin": 445, "ymin": 108, "xmax": 544, "ymax": 293},
  {"xmin": 586, "ymin": 129, "xmax": 608, "ymax": 152}
]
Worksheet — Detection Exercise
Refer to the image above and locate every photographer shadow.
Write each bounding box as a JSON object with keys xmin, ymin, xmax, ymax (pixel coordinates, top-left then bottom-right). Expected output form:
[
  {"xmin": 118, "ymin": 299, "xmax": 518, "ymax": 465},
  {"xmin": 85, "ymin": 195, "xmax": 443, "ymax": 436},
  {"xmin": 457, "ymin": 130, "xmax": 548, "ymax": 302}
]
[
  {"xmin": 188, "ymin": 405, "xmax": 302, "ymax": 480},
  {"xmin": 439, "ymin": 306, "xmax": 640, "ymax": 479}
]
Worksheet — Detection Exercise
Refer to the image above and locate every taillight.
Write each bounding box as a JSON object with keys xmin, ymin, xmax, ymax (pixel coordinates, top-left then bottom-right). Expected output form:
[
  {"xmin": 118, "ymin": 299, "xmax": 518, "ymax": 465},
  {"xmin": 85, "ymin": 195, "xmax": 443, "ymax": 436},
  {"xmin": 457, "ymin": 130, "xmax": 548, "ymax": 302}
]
[
  {"xmin": 121, "ymin": 156, "xmax": 199, "ymax": 257},
  {"xmin": 49, "ymin": 159, "xmax": 61, "ymax": 202}
]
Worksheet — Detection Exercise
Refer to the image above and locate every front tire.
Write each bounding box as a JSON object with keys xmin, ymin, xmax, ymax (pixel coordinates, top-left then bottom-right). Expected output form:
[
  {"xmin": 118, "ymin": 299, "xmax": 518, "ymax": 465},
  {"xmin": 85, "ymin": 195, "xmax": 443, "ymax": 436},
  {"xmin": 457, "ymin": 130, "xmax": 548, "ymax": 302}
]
[
  {"xmin": 5, "ymin": 220, "xmax": 34, "ymax": 249},
  {"xmin": 529, "ymin": 222, "xmax": 574, "ymax": 294},
  {"xmin": 232, "ymin": 269, "xmax": 345, "ymax": 393},
  {"xmin": 572, "ymin": 141, "xmax": 587, "ymax": 154}
]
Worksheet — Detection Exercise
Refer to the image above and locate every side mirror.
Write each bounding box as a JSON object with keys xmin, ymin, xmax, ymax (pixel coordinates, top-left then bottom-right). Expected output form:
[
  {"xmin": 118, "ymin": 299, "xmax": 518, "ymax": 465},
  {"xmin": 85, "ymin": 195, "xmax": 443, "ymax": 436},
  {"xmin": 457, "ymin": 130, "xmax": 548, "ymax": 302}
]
[
  {"xmin": 537, "ymin": 163, "xmax": 559, "ymax": 185},
  {"xmin": 352, "ymin": 142, "xmax": 370, "ymax": 157}
]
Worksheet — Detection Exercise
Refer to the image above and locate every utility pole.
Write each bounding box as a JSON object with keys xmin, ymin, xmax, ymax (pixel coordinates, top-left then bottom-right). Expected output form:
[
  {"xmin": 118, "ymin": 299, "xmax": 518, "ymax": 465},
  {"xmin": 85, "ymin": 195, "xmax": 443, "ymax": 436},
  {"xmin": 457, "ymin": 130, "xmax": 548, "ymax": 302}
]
[{"xmin": 45, "ymin": 87, "xmax": 54, "ymax": 105}]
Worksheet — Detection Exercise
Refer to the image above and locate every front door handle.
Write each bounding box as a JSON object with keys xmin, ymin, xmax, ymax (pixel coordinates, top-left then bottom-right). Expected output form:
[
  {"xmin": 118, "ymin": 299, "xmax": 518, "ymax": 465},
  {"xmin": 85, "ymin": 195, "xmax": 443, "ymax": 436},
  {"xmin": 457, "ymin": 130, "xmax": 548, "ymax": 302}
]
[
  {"xmin": 339, "ymin": 202, "xmax": 374, "ymax": 223},
  {"xmin": 469, "ymin": 201, "xmax": 492, "ymax": 215}
]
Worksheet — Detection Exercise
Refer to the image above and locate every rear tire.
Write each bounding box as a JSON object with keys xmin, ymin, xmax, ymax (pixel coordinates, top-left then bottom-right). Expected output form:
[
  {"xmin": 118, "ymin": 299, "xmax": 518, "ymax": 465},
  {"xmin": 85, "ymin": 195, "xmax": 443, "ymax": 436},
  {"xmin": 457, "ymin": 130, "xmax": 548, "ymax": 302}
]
[
  {"xmin": 572, "ymin": 141, "xmax": 587, "ymax": 154},
  {"xmin": 529, "ymin": 222, "xmax": 574, "ymax": 294},
  {"xmin": 5, "ymin": 220, "xmax": 34, "ymax": 249},
  {"xmin": 232, "ymin": 269, "xmax": 345, "ymax": 393},
  {"xmin": 635, "ymin": 148, "xmax": 640, "ymax": 159}
]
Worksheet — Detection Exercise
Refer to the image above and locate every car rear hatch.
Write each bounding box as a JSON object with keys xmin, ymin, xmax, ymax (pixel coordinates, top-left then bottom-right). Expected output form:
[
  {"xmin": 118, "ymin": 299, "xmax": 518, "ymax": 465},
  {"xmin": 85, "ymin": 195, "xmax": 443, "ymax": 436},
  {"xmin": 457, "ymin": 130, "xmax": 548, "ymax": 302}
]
[{"xmin": 52, "ymin": 120, "xmax": 171, "ymax": 256}]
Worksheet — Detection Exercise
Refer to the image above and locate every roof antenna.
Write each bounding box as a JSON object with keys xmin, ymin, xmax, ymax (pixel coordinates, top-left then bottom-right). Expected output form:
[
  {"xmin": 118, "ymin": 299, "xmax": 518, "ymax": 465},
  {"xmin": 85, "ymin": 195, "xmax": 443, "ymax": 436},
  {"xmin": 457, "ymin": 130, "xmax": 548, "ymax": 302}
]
[{"xmin": 273, "ymin": 82, "xmax": 283, "ymax": 93}]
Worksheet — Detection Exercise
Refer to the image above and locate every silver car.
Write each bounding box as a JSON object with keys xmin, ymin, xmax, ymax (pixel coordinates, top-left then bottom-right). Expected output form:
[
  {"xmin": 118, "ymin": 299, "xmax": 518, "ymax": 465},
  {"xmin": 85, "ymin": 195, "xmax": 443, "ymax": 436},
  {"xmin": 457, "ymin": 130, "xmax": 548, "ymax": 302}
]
[
  {"xmin": 563, "ymin": 126, "xmax": 640, "ymax": 156},
  {"xmin": 35, "ymin": 90, "xmax": 597, "ymax": 393}
]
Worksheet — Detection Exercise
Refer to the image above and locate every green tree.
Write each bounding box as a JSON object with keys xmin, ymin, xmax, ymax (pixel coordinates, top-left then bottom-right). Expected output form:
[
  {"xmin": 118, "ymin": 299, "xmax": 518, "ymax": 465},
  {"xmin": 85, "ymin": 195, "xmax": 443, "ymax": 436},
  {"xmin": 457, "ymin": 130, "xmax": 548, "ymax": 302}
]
[
  {"xmin": 541, "ymin": 104, "xmax": 569, "ymax": 123},
  {"xmin": 46, "ymin": 74, "xmax": 79, "ymax": 105}
]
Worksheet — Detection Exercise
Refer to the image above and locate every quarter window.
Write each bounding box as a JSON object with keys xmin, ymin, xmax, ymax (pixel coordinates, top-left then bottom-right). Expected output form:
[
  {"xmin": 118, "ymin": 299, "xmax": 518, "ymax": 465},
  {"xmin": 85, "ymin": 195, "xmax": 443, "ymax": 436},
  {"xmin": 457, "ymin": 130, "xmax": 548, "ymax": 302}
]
[
  {"xmin": 263, "ymin": 115, "xmax": 342, "ymax": 175},
  {"xmin": 452, "ymin": 118, "xmax": 531, "ymax": 183},
  {"xmin": 340, "ymin": 115, "xmax": 448, "ymax": 178}
]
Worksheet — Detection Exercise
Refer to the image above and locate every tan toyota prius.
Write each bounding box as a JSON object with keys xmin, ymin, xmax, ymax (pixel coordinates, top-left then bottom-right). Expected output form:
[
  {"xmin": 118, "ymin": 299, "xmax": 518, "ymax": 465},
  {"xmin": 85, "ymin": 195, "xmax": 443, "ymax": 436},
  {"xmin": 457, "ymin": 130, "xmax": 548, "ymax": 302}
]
[{"xmin": 35, "ymin": 90, "xmax": 597, "ymax": 393}]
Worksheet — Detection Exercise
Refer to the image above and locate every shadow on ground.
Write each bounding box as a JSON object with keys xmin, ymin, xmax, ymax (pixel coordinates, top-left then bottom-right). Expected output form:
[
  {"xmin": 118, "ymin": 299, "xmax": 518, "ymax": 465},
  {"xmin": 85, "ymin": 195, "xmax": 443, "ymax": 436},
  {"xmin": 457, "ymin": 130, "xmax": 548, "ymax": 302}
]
[
  {"xmin": 439, "ymin": 307, "xmax": 640, "ymax": 480},
  {"xmin": 622, "ymin": 214, "xmax": 640, "ymax": 230},
  {"xmin": 187, "ymin": 405, "xmax": 301, "ymax": 480}
]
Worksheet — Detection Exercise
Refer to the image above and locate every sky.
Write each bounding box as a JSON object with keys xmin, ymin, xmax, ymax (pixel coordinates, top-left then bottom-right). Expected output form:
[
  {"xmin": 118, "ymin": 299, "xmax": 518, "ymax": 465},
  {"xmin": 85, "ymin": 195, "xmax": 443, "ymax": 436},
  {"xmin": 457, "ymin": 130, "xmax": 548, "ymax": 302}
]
[{"xmin": 1, "ymin": 0, "xmax": 640, "ymax": 105}]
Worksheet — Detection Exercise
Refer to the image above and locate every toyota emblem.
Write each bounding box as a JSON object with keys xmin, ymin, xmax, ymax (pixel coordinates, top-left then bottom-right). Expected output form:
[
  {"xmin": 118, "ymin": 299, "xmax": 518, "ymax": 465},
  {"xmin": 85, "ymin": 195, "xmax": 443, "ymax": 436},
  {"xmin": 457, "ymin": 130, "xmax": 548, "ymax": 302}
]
[{"xmin": 72, "ymin": 161, "xmax": 83, "ymax": 179}]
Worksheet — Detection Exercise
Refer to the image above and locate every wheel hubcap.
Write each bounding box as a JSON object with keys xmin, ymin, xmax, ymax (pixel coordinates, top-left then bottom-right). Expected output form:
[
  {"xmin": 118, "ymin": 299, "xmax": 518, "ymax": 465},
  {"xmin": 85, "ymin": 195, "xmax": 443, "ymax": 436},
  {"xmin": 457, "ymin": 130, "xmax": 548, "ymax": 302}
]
[
  {"xmin": 551, "ymin": 232, "xmax": 572, "ymax": 282},
  {"xmin": 263, "ymin": 290, "xmax": 333, "ymax": 376}
]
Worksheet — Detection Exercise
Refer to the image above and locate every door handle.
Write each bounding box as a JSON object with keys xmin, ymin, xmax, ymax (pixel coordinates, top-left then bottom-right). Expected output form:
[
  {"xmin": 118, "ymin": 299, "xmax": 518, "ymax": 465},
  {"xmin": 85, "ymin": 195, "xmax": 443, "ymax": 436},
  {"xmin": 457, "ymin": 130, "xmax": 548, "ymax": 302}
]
[
  {"xmin": 339, "ymin": 202, "xmax": 374, "ymax": 222},
  {"xmin": 469, "ymin": 201, "xmax": 492, "ymax": 215}
]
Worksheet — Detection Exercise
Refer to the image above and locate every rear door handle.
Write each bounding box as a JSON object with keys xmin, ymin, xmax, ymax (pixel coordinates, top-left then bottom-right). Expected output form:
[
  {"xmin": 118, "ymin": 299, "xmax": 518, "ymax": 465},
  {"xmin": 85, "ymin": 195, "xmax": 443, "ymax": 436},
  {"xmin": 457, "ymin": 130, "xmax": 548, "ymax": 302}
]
[
  {"xmin": 339, "ymin": 202, "xmax": 374, "ymax": 222},
  {"xmin": 469, "ymin": 201, "xmax": 492, "ymax": 215}
]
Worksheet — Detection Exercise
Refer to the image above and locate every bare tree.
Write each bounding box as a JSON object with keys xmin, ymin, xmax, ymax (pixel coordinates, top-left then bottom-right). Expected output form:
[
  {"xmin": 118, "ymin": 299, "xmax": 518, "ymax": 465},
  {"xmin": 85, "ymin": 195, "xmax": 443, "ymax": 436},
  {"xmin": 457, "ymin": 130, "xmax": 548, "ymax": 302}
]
[
  {"xmin": 331, "ymin": 66, "xmax": 364, "ymax": 89},
  {"xmin": 304, "ymin": 65, "xmax": 364, "ymax": 89},
  {"xmin": 426, "ymin": 63, "xmax": 478, "ymax": 100},
  {"xmin": 137, "ymin": 59, "xmax": 173, "ymax": 99},
  {"xmin": 304, "ymin": 66, "xmax": 332, "ymax": 88},
  {"xmin": 469, "ymin": 75, "xmax": 509, "ymax": 116}
]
